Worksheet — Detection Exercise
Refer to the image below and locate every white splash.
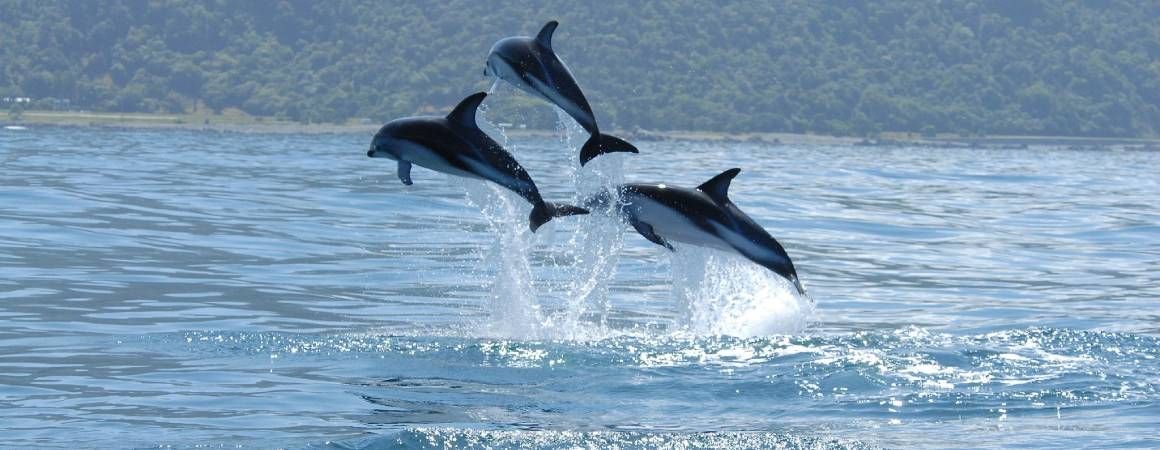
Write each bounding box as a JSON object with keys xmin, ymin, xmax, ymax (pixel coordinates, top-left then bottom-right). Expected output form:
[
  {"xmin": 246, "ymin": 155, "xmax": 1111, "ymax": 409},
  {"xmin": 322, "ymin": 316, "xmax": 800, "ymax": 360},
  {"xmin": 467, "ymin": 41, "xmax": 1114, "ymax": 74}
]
[
  {"xmin": 460, "ymin": 90, "xmax": 628, "ymax": 340},
  {"xmin": 548, "ymin": 107, "xmax": 627, "ymax": 336},
  {"xmin": 671, "ymin": 246, "xmax": 814, "ymax": 337},
  {"xmin": 458, "ymin": 178, "xmax": 544, "ymax": 339}
]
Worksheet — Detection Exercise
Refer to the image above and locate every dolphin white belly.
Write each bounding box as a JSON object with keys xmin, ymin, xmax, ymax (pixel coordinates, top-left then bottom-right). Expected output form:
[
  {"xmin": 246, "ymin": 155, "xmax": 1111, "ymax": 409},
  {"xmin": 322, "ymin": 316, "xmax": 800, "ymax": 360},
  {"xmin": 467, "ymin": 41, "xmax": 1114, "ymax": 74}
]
[
  {"xmin": 490, "ymin": 58, "xmax": 538, "ymax": 98},
  {"xmin": 707, "ymin": 221, "xmax": 787, "ymax": 266},
  {"xmin": 463, "ymin": 157, "xmax": 533, "ymax": 195},
  {"xmin": 632, "ymin": 196, "xmax": 733, "ymax": 252},
  {"xmin": 398, "ymin": 139, "xmax": 533, "ymax": 199},
  {"xmin": 631, "ymin": 195, "xmax": 786, "ymax": 267},
  {"xmin": 490, "ymin": 56, "xmax": 588, "ymax": 131},
  {"xmin": 394, "ymin": 141, "xmax": 479, "ymax": 180},
  {"xmin": 528, "ymin": 77, "xmax": 588, "ymax": 126}
]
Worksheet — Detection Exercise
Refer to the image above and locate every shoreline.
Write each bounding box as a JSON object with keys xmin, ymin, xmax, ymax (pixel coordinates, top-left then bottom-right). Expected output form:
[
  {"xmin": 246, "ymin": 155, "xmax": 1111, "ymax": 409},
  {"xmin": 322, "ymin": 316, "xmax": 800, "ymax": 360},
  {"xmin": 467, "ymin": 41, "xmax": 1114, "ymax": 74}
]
[{"xmin": 4, "ymin": 110, "xmax": 1158, "ymax": 150}]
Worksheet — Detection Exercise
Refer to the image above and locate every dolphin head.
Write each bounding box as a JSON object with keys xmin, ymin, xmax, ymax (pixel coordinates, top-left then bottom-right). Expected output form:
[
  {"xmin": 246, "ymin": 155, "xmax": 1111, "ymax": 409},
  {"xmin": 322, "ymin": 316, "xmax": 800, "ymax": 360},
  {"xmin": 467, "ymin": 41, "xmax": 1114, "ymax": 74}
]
[
  {"xmin": 483, "ymin": 53, "xmax": 500, "ymax": 78},
  {"xmin": 366, "ymin": 122, "xmax": 401, "ymax": 160},
  {"xmin": 754, "ymin": 245, "xmax": 807, "ymax": 296},
  {"xmin": 484, "ymin": 41, "xmax": 522, "ymax": 84}
]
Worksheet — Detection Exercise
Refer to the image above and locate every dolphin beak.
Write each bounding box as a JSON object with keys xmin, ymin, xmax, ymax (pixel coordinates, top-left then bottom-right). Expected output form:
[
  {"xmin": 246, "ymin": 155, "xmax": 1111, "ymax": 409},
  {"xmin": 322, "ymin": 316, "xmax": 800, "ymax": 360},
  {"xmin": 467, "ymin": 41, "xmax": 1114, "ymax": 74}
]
[
  {"xmin": 791, "ymin": 275, "xmax": 807, "ymax": 296},
  {"xmin": 367, "ymin": 148, "xmax": 375, "ymax": 157}
]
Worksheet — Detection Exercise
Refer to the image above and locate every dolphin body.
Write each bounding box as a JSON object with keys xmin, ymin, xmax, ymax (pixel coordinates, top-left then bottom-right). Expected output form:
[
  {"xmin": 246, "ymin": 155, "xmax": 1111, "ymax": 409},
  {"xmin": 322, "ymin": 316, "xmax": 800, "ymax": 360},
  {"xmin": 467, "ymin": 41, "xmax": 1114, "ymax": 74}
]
[
  {"xmin": 367, "ymin": 91, "xmax": 588, "ymax": 232},
  {"xmin": 592, "ymin": 168, "xmax": 807, "ymax": 295},
  {"xmin": 485, "ymin": 20, "xmax": 638, "ymax": 166}
]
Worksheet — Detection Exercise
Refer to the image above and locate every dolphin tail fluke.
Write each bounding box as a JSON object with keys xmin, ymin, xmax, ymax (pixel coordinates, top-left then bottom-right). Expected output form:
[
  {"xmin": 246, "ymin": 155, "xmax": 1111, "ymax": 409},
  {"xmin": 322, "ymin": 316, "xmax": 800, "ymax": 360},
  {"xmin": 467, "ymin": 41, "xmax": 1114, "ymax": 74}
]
[
  {"xmin": 529, "ymin": 202, "xmax": 590, "ymax": 232},
  {"xmin": 579, "ymin": 133, "xmax": 639, "ymax": 166}
]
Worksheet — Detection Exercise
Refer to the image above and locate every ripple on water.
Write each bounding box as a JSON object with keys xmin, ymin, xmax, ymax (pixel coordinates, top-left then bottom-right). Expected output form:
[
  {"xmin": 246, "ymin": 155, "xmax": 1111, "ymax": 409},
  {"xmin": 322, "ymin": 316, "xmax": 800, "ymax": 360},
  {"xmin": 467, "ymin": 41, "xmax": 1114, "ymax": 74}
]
[
  {"xmin": 330, "ymin": 429, "xmax": 873, "ymax": 450},
  {"xmin": 2, "ymin": 127, "xmax": 1159, "ymax": 448},
  {"xmin": 135, "ymin": 327, "xmax": 1159, "ymax": 448}
]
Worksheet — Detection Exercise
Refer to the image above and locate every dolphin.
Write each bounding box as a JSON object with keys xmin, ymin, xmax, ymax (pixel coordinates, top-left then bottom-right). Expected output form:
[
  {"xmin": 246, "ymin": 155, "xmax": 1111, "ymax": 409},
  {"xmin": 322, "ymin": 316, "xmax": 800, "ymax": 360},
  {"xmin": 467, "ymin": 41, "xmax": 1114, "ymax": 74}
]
[
  {"xmin": 367, "ymin": 91, "xmax": 588, "ymax": 232},
  {"xmin": 591, "ymin": 168, "xmax": 807, "ymax": 295},
  {"xmin": 485, "ymin": 20, "xmax": 638, "ymax": 166}
]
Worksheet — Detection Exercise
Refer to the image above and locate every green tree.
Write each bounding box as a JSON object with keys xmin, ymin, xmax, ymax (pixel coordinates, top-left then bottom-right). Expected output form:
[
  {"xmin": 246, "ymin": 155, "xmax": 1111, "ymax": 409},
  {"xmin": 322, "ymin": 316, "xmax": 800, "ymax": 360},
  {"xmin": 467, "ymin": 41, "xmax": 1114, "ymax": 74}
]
[{"xmin": 0, "ymin": 0, "xmax": 1155, "ymax": 136}]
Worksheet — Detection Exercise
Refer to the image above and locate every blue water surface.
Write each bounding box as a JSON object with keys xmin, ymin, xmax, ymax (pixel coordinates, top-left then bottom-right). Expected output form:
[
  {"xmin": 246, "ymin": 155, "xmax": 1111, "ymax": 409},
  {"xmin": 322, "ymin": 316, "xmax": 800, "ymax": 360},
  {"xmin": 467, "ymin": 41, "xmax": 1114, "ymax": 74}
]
[{"xmin": 1, "ymin": 124, "xmax": 1158, "ymax": 449}]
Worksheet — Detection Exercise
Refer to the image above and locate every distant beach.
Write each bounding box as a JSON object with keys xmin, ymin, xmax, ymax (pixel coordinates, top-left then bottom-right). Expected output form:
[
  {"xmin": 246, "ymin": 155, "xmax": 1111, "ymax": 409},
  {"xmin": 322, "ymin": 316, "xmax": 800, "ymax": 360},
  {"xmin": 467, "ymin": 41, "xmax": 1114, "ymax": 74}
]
[{"xmin": 5, "ymin": 110, "xmax": 1157, "ymax": 151}]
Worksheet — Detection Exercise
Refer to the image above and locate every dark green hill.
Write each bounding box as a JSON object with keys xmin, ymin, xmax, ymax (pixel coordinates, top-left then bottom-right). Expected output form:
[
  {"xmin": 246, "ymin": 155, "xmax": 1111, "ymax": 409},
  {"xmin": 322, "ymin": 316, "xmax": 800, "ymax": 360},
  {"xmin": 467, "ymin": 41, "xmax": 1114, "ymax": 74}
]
[{"xmin": 2, "ymin": 0, "xmax": 1156, "ymax": 137}]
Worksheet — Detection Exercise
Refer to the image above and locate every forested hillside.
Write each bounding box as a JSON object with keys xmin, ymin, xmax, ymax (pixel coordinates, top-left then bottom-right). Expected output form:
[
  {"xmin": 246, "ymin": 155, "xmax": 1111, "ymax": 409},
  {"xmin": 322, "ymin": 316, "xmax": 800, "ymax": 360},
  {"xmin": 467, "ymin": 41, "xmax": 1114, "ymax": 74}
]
[{"xmin": 1, "ymin": 0, "xmax": 1156, "ymax": 137}]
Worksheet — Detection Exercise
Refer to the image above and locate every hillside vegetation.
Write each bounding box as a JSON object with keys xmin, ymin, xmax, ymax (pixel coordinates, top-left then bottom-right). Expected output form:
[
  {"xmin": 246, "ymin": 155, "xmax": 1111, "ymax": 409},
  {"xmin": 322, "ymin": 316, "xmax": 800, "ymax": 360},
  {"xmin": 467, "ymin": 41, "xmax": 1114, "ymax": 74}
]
[{"xmin": 1, "ymin": 0, "xmax": 1156, "ymax": 137}]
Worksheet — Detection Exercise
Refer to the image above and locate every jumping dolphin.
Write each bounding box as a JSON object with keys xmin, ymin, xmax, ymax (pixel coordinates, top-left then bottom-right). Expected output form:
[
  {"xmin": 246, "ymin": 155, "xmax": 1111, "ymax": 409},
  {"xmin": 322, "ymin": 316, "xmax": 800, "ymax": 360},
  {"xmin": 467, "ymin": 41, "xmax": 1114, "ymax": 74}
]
[
  {"xmin": 485, "ymin": 20, "xmax": 638, "ymax": 166},
  {"xmin": 367, "ymin": 91, "xmax": 588, "ymax": 232},
  {"xmin": 591, "ymin": 168, "xmax": 807, "ymax": 294}
]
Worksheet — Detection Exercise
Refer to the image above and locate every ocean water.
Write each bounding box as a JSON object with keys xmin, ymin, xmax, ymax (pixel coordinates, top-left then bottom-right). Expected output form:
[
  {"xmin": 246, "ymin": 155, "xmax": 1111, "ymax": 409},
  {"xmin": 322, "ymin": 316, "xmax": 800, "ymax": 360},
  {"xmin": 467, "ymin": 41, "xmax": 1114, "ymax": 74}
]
[{"xmin": 1, "ymin": 124, "xmax": 1158, "ymax": 449}]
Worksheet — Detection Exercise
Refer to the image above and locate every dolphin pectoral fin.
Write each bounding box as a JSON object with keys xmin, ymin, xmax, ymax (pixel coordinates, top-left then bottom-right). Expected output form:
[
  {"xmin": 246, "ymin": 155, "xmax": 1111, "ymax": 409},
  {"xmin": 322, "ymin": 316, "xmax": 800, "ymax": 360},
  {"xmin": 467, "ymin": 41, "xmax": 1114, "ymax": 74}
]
[
  {"xmin": 397, "ymin": 161, "xmax": 413, "ymax": 185},
  {"xmin": 630, "ymin": 218, "xmax": 674, "ymax": 252}
]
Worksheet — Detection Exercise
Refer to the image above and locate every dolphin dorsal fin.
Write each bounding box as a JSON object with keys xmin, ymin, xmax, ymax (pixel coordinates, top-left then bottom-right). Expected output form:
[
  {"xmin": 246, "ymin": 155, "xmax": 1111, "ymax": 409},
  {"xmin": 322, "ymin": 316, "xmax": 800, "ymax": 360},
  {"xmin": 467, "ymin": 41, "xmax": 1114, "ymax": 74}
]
[
  {"xmin": 696, "ymin": 168, "xmax": 741, "ymax": 204},
  {"xmin": 446, "ymin": 92, "xmax": 487, "ymax": 129},
  {"xmin": 535, "ymin": 21, "xmax": 558, "ymax": 51}
]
